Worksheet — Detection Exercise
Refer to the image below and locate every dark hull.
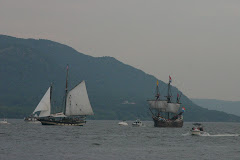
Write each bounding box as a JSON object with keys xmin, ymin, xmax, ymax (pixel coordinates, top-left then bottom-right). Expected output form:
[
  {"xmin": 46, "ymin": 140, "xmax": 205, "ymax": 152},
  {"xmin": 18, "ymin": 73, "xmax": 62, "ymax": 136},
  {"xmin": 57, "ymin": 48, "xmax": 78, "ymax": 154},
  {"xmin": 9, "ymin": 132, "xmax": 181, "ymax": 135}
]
[
  {"xmin": 153, "ymin": 117, "xmax": 183, "ymax": 127},
  {"xmin": 38, "ymin": 118, "xmax": 86, "ymax": 126}
]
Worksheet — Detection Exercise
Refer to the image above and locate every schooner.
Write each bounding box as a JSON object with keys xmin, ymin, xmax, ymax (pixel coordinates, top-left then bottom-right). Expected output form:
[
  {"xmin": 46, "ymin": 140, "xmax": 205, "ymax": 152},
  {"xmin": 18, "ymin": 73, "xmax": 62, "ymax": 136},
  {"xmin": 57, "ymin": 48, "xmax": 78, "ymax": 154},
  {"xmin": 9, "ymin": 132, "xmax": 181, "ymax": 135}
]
[{"xmin": 34, "ymin": 65, "xmax": 94, "ymax": 126}]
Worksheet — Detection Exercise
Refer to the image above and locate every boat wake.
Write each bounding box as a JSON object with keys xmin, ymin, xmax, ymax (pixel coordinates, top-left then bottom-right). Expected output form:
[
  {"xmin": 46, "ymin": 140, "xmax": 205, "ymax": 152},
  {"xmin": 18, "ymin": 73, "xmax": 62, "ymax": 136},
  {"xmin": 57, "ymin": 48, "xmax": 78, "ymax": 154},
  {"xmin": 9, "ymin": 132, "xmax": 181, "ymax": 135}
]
[
  {"xmin": 182, "ymin": 132, "xmax": 190, "ymax": 136},
  {"xmin": 182, "ymin": 132, "xmax": 239, "ymax": 137},
  {"xmin": 201, "ymin": 133, "xmax": 239, "ymax": 137}
]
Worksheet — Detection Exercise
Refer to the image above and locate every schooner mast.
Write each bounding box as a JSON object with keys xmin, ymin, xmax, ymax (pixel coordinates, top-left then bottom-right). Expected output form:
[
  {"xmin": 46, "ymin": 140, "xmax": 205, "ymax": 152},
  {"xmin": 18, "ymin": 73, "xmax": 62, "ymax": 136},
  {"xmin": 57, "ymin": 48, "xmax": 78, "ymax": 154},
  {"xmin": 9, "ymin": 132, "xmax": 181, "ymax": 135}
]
[{"xmin": 63, "ymin": 64, "xmax": 69, "ymax": 115}]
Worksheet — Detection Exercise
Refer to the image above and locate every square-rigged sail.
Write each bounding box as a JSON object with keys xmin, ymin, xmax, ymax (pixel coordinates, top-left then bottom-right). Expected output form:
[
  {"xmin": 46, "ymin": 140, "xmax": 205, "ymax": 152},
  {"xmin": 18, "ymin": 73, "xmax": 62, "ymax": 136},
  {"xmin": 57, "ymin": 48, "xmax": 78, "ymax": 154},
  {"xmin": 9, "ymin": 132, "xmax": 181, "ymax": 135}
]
[
  {"xmin": 166, "ymin": 103, "xmax": 180, "ymax": 114},
  {"xmin": 147, "ymin": 100, "xmax": 168, "ymax": 112},
  {"xmin": 148, "ymin": 100, "xmax": 180, "ymax": 114}
]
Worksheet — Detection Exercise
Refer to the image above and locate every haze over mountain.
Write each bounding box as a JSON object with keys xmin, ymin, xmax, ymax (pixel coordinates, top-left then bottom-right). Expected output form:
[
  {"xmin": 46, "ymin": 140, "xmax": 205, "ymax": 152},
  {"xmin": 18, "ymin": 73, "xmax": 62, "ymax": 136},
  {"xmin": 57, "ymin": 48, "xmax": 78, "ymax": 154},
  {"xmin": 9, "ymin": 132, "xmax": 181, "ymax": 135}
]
[
  {"xmin": 1, "ymin": 35, "xmax": 240, "ymax": 122},
  {"xmin": 192, "ymin": 98, "xmax": 240, "ymax": 117}
]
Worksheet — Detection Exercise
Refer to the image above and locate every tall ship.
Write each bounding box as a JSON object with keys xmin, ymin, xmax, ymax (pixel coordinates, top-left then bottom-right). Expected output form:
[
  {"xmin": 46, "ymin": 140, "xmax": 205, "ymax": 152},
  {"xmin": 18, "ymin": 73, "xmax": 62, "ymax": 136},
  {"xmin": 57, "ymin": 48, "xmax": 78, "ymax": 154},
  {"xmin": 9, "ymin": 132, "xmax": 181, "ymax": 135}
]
[
  {"xmin": 35, "ymin": 65, "xmax": 94, "ymax": 126},
  {"xmin": 147, "ymin": 76, "xmax": 185, "ymax": 127}
]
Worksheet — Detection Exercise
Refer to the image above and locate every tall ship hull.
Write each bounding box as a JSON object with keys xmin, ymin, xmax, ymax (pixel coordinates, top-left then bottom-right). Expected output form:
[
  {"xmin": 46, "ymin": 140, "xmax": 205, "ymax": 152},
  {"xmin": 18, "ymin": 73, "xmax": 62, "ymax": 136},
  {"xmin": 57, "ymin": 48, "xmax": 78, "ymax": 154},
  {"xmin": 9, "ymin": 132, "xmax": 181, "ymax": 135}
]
[{"xmin": 152, "ymin": 117, "xmax": 183, "ymax": 127}]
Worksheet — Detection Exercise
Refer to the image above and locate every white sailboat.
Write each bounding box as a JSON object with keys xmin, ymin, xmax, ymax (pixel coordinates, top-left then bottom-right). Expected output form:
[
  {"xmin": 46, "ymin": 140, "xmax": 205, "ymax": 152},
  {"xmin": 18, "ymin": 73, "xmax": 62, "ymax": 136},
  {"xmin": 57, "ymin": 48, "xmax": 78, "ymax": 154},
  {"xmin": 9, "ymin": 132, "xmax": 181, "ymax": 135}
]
[{"xmin": 38, "ymin": 65, "xmax": 94, "ymax": 126}]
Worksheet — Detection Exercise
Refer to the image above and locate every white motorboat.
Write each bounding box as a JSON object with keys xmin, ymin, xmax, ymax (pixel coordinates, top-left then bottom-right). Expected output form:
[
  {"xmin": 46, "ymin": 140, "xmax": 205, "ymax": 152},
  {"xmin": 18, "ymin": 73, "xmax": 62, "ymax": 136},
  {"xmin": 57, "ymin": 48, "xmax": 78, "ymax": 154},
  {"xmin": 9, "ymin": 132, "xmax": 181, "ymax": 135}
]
[
  {"xmin": 132, "ymin": 119, "xmax": 143, "ymax": 127},
  {"xmin": 24, "ymin": 114, "xmax": 39, "ymax": 123},
  {"xmin": 0, "ymin": 119, "xmax": 9, "ymax": 124},
  {"xmin": 191, "ymin": 123, "xmax": 204, "ymax": 135},
  {"xmin": 118, "ymin": 120, "xmax": 128, "ymax": 126}
]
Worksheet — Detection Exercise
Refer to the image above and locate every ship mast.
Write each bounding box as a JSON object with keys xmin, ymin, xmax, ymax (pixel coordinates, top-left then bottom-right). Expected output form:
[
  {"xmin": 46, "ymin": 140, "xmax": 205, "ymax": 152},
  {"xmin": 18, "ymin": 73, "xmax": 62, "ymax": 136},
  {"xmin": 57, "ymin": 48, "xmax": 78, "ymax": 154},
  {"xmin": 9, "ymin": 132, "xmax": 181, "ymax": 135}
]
[
  {"xmin": 50, "ymin": 83, "xmax": 53, "ymax": 113},
  {"xmin": 155, "ymin": 80, "xmax": 160, "ymax": 99},
  {"xmin": 155, "ymin": 80, "xmax": 160, "ymax": 115},
  {"xmin": 63, "ymin": 65, "xmax": 69, "ymax": 115},
  {"xmin": 167, "ymin": 83, "xmax": 171, "ymax": 103},
  {"xmin": 166, "ymin": 76, "xmax": 172, "ymax": 103},
  {"xmin": 166, "ymin": 76, "xmax": 172, "ymax": 119}
]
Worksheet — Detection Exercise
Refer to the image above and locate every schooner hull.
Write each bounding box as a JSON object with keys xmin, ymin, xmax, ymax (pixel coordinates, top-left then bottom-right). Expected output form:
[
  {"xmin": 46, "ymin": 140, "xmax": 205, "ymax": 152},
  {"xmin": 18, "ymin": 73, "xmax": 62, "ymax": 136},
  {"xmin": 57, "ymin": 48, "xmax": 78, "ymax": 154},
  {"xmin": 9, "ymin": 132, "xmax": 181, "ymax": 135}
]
[
  {"xmin": 152, "ymin": 117, "xmax": 183, "ymax": 128},
  {"xmin": 38, "ymin": 118, "xmax": 86, "ymax": 126}
]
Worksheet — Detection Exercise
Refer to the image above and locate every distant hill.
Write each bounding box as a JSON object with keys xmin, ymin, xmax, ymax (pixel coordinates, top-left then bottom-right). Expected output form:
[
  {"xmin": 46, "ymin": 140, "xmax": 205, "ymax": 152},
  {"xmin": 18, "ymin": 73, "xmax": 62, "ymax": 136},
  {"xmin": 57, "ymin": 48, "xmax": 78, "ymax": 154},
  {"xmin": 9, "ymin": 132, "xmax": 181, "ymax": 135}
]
[
  {"xmin": 191, "ymin": 98, "xmax": 240, "ymax": 116},
  {"xmin": 1, "ymin": 35, "xmax": 240, "ymax": 122}
]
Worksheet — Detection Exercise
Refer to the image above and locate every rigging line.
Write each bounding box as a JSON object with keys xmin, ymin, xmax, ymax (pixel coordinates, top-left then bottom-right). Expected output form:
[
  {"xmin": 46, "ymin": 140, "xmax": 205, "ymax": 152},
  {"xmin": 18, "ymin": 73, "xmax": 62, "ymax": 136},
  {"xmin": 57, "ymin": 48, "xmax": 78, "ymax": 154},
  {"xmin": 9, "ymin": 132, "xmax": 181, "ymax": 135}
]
[
  {"xmin": 160, "ymin": 83, "xmax": 168, "ymax": 96},
  {"xmin": 60, "ymin": 84, "xmax": 67, "ymax": 113}
]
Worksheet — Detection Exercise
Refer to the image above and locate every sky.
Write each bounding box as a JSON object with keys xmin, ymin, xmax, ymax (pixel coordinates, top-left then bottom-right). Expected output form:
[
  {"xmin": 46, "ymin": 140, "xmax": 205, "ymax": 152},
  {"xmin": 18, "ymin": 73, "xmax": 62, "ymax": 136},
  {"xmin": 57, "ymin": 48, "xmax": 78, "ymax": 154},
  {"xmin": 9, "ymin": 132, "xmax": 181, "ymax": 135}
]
[{"xmin": 1, "ymin": 0, "xmax": 240, "ymax": 101}]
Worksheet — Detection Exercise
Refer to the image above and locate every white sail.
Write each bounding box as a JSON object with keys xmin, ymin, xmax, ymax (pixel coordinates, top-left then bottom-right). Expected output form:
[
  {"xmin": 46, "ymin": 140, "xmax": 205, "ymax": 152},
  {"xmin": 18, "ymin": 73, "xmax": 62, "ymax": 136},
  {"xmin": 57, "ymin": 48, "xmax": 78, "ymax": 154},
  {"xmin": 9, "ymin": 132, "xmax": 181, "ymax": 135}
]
[
  {"xmin": 148, "ymin": 100, "xmax": 168, "ymax": 112},
  {"xmin": 65, "ymin": 81, "xmax": 94, "ymax": 116},
  {"xmin": 166, "ymin": 103, "xmax": 180, "ymax": 114},
  {"xmin": 33, "ymin": 87, "xmax": 51, "ymax": 117}
]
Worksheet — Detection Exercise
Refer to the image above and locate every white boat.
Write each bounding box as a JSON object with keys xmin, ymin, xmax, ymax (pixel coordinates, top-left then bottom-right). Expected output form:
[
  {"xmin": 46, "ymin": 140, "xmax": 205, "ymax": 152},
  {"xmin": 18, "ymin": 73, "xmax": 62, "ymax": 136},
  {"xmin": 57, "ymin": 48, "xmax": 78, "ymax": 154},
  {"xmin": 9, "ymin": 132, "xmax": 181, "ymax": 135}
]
[
  {"xmin": 132, "ymin": 119, "xmax": 143, "ymax": 127},
  {"xmin": 191, "ymin": 123, "xmax": 204, "ymax": 135},
  {"xmin": 0, "ymin": 119, "xmax": 9, "ymax": 124},
  {"xmin": 36, "ymin": 65, "xmax": 94, "ymax": 126},
  {"xmin": 118, "ymin": 121, "xmax": 128, "ymax": 126},
  {"xmin": 24, "ymin": 114, "xmax": 39, "ymax": 123}
]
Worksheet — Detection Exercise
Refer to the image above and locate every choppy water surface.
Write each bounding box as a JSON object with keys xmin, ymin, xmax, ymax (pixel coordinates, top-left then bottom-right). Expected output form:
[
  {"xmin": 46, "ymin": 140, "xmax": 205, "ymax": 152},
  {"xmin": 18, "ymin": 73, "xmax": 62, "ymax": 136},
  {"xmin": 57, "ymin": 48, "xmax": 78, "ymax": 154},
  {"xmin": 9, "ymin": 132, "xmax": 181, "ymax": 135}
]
[{"xmin": 0, "ymin": 120, "xmax": 239, "ymax": 160}]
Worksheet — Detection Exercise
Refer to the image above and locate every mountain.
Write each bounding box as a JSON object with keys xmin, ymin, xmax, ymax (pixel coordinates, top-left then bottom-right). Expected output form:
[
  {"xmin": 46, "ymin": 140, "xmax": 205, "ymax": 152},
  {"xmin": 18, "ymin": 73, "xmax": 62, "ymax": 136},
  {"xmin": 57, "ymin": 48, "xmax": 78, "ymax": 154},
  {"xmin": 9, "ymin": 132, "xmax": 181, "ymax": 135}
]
[
  {"xmin": 1, "ymin": 35, "xmax": 240, "ymax": 122},
  {"xmin": 191, "ymin": 98, "xmax": 240, "ymax": 117}
]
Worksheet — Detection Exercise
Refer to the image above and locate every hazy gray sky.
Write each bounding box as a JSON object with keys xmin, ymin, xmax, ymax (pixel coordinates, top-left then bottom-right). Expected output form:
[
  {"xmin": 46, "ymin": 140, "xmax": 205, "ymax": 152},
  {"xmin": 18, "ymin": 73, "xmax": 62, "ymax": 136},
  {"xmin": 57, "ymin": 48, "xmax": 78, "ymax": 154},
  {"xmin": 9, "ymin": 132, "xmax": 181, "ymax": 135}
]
[{"xmin": 1, "ymin": 0, "xmax": 240, "ymax": 101}]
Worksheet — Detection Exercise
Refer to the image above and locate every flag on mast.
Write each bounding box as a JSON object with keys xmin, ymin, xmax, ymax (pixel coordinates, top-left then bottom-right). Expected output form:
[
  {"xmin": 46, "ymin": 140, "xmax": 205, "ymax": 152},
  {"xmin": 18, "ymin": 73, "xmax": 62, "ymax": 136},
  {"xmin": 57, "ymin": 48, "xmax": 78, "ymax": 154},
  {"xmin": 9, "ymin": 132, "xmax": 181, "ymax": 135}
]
[
  {"xmin": 169, "ymin": 76, "xmax": 172, "ymax": 83},
  {"xmin": 182, "ymin": 107, "xmax": 185, "ymax": 112}
]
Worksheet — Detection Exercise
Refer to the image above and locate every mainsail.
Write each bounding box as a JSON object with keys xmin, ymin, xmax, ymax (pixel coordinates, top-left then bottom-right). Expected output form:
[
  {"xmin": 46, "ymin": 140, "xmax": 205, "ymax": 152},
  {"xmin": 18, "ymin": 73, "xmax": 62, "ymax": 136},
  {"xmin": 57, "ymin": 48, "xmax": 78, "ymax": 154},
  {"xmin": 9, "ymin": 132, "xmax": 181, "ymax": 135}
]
[
  {"xmin": 65, "ymin": 81, "xmax": 94, "ymax": 116},
  {"xmin": 33, "ymin": 87, "xmax": 51, "ymax": 117},
  {"xmin": 147, "ymin": 100, "xmax": 168, "ymax": 112}
]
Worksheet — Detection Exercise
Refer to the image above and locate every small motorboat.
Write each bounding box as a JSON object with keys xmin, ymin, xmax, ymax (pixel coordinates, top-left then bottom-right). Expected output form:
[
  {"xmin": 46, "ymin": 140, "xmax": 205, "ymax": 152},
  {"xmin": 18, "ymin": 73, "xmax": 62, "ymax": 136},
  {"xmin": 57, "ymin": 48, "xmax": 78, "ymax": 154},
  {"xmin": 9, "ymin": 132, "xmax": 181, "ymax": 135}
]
[
  {"xmin": 118, "ymin": 120, "xmax": 128, "ymax": 126},
  {"xmin": 191, "ymin": 123, "xmax": 204, "ymax": 135},
  {"xmin": 0, "ymin": 119, "xmax": 9, "ymax": 124},
  {"xmin": 24, "ymin": 114, "xmax": 39, "ymax": 123},
  {"xmin": 132, "ymin": 119, "xmax": 143, "ymax": 127}
]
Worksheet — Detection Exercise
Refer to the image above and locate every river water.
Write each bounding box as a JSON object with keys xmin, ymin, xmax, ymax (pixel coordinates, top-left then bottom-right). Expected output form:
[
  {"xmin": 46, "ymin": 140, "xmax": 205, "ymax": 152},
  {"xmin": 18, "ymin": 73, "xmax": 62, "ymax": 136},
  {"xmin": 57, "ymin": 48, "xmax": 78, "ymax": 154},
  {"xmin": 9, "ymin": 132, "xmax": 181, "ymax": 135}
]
[{"xmin": 0, "ymin": 120, "xmax": 239, "ymax": 160}]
